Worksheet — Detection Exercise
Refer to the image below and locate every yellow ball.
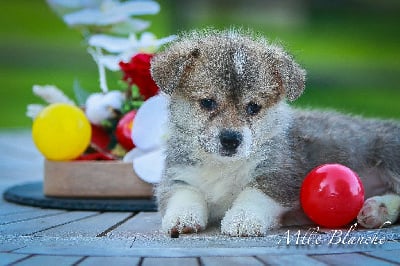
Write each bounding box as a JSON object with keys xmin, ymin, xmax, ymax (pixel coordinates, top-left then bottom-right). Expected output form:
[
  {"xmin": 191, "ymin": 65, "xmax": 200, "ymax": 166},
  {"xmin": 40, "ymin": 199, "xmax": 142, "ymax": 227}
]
[{"xmin": 32, "ymin": 103, "xmax": 91, "ymax": 161}]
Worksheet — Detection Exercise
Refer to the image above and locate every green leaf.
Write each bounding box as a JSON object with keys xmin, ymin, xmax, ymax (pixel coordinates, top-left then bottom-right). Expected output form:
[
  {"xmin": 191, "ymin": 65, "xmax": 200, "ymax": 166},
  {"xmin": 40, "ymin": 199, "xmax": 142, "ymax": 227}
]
[
  {"xmin": 131, "ymin": 84, "xmax": 140, "ymax": 98},
  {"xmin": 73, "ymin": 79, "xmax": 91, "ymax": 106},
  {"xmin": 117, "ymin": 80, "xmax": 129, "ymax": 90},
  {"xmin": 132, "ymin": 100, "xmax": 143, "ymax": 109}
]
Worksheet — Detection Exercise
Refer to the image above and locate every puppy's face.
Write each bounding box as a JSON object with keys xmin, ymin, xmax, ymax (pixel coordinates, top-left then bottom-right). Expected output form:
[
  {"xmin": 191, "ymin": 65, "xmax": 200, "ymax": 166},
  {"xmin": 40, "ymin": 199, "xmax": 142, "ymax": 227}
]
[{"xmin": 151, "ymin": 31, "xmax": 306, "ymax": 159}]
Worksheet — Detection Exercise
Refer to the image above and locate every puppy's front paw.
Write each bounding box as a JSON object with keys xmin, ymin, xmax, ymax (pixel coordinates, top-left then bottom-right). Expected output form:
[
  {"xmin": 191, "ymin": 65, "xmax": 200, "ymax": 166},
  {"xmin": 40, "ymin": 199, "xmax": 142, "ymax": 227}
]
[
  {"xmin": 161, "ymin": 188, "xmax": 208, "ymax": 235},
  {"xmin": 220, "ymin": 188, "xmax": 284, "ymax": 237},
  {"xmin": 221, "ymin": 208, "xmax": 268, "ymax": 237},
  {"xmin": 162, "ymin": 208, "xmax": 206, "ymax": 235}
]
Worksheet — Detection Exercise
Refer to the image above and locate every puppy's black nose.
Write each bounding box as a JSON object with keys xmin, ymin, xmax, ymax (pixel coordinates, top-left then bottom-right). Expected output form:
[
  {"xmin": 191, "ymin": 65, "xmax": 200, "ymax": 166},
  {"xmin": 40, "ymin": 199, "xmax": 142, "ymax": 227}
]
[{"xmin": 219, "ymin": 130, "xmax": 242, "ymax": 151}]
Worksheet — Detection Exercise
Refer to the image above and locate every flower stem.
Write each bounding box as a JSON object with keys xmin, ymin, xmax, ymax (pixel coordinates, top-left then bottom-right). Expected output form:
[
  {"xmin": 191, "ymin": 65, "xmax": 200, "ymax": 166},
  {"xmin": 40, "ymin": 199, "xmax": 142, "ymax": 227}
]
[{"xmin": 88, "ymin": 47, "xmax": 109, "ymax": 93}]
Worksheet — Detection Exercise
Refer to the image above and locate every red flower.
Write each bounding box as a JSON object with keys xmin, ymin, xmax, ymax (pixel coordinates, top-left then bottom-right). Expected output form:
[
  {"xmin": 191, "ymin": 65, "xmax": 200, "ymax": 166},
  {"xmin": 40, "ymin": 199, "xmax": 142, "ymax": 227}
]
[{"xmin": 119, "ymin": 53, "xmax": 159, "ymax": 100}]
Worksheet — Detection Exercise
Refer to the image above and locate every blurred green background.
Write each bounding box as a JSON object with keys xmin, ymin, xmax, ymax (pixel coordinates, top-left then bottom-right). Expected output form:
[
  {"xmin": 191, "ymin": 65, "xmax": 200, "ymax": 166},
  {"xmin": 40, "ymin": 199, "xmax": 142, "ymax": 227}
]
[{"xmin": 1, "ymin": 0, "xmax": 400, "ymax": 128}]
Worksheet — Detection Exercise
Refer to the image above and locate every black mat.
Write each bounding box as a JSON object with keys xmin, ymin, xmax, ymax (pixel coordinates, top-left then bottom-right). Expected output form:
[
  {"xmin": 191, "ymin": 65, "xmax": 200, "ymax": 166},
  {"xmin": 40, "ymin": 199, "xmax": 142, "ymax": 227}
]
[{"xmin": 3, "ymin": 182, "xmax": 157, "ymax": 212}]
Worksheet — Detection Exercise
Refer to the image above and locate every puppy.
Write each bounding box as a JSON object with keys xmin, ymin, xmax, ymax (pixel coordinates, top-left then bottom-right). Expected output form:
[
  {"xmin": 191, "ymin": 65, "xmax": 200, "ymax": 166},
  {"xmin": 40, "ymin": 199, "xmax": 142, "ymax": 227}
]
[{"xmin": 150, "ymin": 29, "xmax": 400, "ymax": 237}]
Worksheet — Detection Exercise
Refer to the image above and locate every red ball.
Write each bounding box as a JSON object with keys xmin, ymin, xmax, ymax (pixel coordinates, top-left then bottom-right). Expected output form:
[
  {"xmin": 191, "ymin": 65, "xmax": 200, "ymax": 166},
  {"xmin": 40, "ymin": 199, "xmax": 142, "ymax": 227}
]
[{"xmin": 300, "ymin": 164, "xmax": 365, "ymax": 228}]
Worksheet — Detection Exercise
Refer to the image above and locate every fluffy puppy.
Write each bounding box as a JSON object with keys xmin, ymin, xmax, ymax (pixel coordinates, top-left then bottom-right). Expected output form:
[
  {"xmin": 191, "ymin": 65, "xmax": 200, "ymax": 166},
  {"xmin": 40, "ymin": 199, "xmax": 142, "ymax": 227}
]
[{"xmin": 150, "ymin": 29, "xmax": 400, "ymax": 237}]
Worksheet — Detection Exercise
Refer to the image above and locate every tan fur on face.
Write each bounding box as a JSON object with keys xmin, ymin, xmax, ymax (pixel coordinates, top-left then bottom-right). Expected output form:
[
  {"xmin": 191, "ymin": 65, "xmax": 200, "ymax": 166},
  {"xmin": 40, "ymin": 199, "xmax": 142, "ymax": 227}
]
[
  {"xmin": 151, "ymin": 29, "xmax": 306, "ymax": 103},
  {"xmin": 151, "ymin": 29, "xmax": 306, "ymax": 160}
]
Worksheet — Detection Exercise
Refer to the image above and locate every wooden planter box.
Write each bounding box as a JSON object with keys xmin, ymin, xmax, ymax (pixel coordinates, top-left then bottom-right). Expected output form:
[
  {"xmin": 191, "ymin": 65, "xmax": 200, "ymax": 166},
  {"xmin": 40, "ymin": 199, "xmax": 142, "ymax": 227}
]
[{"xmin": 44, "ymin": 160, "xmax": 153, "ymax": 198}]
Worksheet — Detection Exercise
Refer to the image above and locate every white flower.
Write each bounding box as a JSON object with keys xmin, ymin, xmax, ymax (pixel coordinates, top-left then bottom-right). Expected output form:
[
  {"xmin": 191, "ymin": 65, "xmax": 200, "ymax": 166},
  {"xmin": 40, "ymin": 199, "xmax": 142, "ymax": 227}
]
[
  {"xmin": 61, "ymin": 0, "xmax": 160, "ymax": 26},
  {"xmin": 89, "ymin": 32, "xmax": 175, "ymax": 53},
  {"xmin": 88, "ymin": 32, "xmax": 176, "ymax": 71},
  {"xmin": 124, "ymin": 94, "xmax": 169, "ymax": 184},
  {"xmin": 32, "ymin": 85, "xmax": 76, "ymax": 105},
  {"xmin": 47, "ymin": 0, "xmax": 102, "ymax": 11},
  {"xmin": 27, "ymin": 85, "xmax": 76, "ymax": 119},
  {"xmin": 26, "ymin": 104, "xmax": 46, "ymax": 119},
  {"xmin": 85, "ymin": 90, "xmax": 125, "ymax": 125},
  {"xmin": 47, "ymin": 0, "xmax": 175, "ymax": 97},
  {"xmin": 108, "ymin": 18, "xmax": 150, "ymax": 35},
  {"xmin": 132, "ymin": 94, "xmax": 169, "ymax": 151},
  {"xmin": 87, "ymin": 47, "xmax": 111, "ymax": 91},
  {"xmin": 131, "ymin": 149, "xmax": 166, "ymax": 184},
  {"xmin": 46, "ymin": 0, "xmax": 101, "ymax": 17}
]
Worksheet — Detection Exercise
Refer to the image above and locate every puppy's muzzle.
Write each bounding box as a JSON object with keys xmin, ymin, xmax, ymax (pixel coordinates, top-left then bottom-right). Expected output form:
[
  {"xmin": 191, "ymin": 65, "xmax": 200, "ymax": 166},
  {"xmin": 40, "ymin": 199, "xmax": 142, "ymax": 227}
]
[{"xmin": 219, "ymin": 130, "xmax": 243, "ymax": 155}]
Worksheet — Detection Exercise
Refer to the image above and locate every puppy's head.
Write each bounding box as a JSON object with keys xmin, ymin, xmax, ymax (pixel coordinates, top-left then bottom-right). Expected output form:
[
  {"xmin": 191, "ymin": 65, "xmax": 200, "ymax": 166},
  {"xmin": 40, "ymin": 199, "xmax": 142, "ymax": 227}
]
[{"xmin": 151, "ymin": 29, "xmax": 306, "ymax": 159}]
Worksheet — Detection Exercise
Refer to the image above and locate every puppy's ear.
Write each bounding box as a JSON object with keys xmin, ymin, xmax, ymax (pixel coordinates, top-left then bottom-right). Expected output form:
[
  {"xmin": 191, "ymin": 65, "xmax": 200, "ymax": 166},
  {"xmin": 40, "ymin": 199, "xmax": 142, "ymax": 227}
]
[
  {"xmin": 267, "ymin": 46, "xmax": 306, "ymax": 102},
  {"xmin": 151, "ymin": 46, "xmax": 199, "ymax": 95}
]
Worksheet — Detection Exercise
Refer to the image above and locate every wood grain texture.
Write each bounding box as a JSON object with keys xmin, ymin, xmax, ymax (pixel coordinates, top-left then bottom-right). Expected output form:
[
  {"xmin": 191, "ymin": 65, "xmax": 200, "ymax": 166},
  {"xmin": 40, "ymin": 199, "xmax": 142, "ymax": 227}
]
[
  {"xmin": 0, "ymin": 252, "xmax": 30, "ymax": 265},
  {"xmin": 108, "ymin": 212, "xmax": 162, "ymax": 237},
  {"xmin": 311, "ymin": 253, "xmax": 397, "ymax": 266},
  {"xmin": 142, "ymin": 257, "xmax": 199, "ymax": 266},
  {"xmin": 79, "ymin": 256, "xmax": 141, "ymax": 266},
  {"xmin": 257, "ymin": 254, "xmax": 327, "ymax": 266},
  {"xmin": 363, "ymin": 250, "xmax": 400, "ymax": 264},
  {"xmin": 0, "ymin": 211, "xmax": 97, "ymax": 236},
  {"xmin": 44, "ymin": 160, "xmax": 153, "ymax": 198},
  {"xmin": 200, "ymin": 256, "xmax": 264, "ymax": 266},
  {"xmin": 33, "ymin": 212, "xmax": 133, "ymax": 237},
  {"xmin": 0, "ymin": 201, "xmax": 40, "ymax": 215},
  {"xmin": 12, "ymin": 254, "xmax": 83, "ymax": 266},
  {"xmin": 0, "ymin": 209, "xmax": 64, "ymax": 225}
]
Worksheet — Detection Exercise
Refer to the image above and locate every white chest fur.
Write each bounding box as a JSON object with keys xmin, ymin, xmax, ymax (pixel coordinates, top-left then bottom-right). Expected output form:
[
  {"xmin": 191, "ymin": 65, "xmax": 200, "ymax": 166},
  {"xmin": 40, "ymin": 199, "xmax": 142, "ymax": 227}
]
[{"xmin": 171, "ymin": 158, "xmax": 255, "ymax": 221}]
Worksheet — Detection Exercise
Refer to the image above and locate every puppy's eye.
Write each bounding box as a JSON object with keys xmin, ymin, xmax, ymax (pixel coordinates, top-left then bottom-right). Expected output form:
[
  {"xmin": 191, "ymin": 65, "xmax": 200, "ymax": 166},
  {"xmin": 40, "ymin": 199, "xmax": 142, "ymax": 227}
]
[
  {"xmin": 199, "ymin": 98, "xmax": 217, "ymax": 111},
  {"xmin": 246, "ymin": 102, "xmax": 262, "ymax": 116}
]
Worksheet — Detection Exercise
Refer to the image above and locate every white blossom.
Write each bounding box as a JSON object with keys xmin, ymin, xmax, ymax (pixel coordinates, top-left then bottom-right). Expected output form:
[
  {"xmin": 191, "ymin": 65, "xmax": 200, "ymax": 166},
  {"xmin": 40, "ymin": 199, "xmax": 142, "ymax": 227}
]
[
  {"xmin": 88, "ymin": 32, "xmax": 176, "ymax": 70},
  {"xmin": 132, "ymin": 94, "xmax": 169, "ymax": 151},
  {"xmin": 125, "ymin": 94, "xmax": 169, "ymax": 183},
  {"xmin": 32, "ymin": 85, "xmax": 76, "ymax": 105},
  {"xmin": 47, "ymin": 0, "xmax": 175, "ymax": 93},
  {"xmin": 62, "ymin": 0, "xmax": 160, "ymax": 26},
  {"xmin": 109, "ymin": 18, "xmax": 150, "ymax": 35},
  {"xmin": 47, "ymin": 0, "xmax": 102, "ymax": 11},
  {"xmin": 85, "ymin": 90, "xmax": 125, "ymax": 125},
  {"xmin": 132, "ymin": 148, "xmax": 165, "ymax": 184},
  {"xmin": 26, "ymin": 104, "xmax": 46, "ymax": 119},
  {"xmin": 87, "ymin": 47, "xmax": 110, "ymax": 91}
]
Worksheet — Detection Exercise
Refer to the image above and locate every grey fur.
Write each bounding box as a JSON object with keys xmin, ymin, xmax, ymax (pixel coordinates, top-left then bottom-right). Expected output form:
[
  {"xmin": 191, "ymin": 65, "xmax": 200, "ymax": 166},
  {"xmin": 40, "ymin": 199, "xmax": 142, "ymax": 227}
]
[{"xmin": 151, "ymin": 29, "xmax": 400, "ymax": 234}]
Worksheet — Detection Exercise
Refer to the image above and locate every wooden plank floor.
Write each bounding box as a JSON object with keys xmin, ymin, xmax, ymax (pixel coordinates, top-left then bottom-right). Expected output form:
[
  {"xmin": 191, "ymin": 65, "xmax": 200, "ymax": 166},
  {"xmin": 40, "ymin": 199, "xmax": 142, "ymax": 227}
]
[{"xmin": 1, "ymin": 130, "xmax": 399, "ymax": 265}]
